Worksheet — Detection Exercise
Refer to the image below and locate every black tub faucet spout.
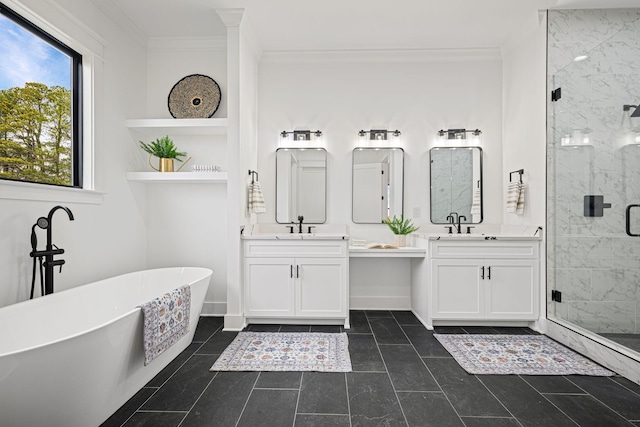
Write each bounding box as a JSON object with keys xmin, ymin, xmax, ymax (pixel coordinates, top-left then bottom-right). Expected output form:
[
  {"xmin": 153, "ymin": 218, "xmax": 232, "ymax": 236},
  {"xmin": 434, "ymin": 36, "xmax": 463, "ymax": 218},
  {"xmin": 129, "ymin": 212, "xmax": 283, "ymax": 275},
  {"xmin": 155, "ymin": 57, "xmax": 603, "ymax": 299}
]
[
  {"xmin": 44, "ymin": 205, "xmax": 74, "ymax": 295},
  {"xmin": 29, "ymin": 205, "xmax": 74, "ymax": 297}
]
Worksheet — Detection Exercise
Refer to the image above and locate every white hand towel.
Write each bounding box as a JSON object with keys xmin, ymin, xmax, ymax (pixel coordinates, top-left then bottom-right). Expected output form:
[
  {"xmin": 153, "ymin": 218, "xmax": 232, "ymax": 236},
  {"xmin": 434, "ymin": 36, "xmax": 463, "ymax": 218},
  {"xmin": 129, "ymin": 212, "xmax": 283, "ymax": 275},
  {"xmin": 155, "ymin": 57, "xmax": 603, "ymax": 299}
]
[
  {"xmin": 470, "ymin": 188, "xmax": 481, "ymax": 222},
  {"xmin": 515, "ymin": 182, "xmax": 525, "ymax": 215},
  {"xmin": 506, "ymin": 181, "xmax": 521, "ymax": 214},
  {"xmin": 248, "ymin": 181, "xmax": 266, "ymax": 214}
]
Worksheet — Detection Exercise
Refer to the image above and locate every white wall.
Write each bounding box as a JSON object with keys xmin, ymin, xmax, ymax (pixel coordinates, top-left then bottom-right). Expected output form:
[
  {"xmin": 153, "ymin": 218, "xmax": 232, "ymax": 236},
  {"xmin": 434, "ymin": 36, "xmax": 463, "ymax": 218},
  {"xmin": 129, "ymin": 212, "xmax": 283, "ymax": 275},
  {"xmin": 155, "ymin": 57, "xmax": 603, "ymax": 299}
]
[
  {"xmin": 256, "ymin": 52, "xmax": 504, "ymax": 306},
  {"xmin": 257, "ymin": 52, "xmax": 504, "ymax": 235},
  {"xmin": 501, "ymin": 12, "xmax": 547, "ymax": 230},
  {"xmin": 144, "ymin": 40, "xmax": 229, "ymax": 314},
  {"xmin": 501, "ymin": 11, "xmax": 548, "ymax": 331},
  {"xmin": 0, "ymin": 0, "xmax": 148, "ymax": 308},
  {"xmin": 146, "ymin": 39, "xmax": 228, "ymax": 119},
  {"xmin": 225, "ymin": 11, "xmax": 261, "ymax": 327}
]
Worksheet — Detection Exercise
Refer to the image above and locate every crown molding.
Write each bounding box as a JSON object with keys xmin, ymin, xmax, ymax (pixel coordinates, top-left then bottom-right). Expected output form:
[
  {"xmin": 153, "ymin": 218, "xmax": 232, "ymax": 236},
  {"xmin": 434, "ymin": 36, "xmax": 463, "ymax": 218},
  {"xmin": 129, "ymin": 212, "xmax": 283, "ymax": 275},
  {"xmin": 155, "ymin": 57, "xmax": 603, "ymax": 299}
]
[
  {"xmin": 260, "ymin": 48, "xmax": 502, "ymax": 63},
  {"xmin": 148, "ymin": 37, "xmax": 227, "ymax": 52},
  {"xmin": 2, "ymin": 0, "xmax": 106, "ymax": 57},
  {"xmin": 216, "ymin": 8, "xmax": 244, "ymax": 27},
  {"xmin": 89, "ymin": 0, "xmax": 147, "ymax": 49},
  {"xmin": 47, "ymin": 0, "xmax": 108, "ymax": 49},
  {"xmin": 260, "ymin": 48, "xmax": 502, "ymax": 64}
]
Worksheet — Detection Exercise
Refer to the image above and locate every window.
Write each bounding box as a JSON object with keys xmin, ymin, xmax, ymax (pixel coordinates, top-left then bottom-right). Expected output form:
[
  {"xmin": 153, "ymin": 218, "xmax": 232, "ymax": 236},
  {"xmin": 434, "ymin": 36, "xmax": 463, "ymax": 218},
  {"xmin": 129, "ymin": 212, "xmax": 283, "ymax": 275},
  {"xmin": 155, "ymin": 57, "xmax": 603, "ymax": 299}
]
[{"xmin": 0, "ymin": 2, "xmax": 82, "ymax": 187}]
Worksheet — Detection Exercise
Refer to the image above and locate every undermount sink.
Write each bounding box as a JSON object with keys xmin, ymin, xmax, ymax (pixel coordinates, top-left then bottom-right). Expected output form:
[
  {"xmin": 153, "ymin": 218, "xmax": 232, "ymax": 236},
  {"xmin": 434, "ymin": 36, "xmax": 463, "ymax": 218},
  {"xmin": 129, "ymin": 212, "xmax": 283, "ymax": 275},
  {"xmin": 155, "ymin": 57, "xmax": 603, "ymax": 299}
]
[
  {"xmin": 242, "ymin": 224, "xmax": 349, "ymax": 240},
  {"xmin": 432, "ymin": 234, "xmax": 492, "ymax": 240},
  {"xmin": 279, "ymin": 233, "xmax": 347, "ymax": 240},
  {"xmin": 429, "ymin": 234, "xmax": 541, "ymax": 241},
  {"xmin": 243, "ymin": 233, "xmax": 348, "ymax": 240}
]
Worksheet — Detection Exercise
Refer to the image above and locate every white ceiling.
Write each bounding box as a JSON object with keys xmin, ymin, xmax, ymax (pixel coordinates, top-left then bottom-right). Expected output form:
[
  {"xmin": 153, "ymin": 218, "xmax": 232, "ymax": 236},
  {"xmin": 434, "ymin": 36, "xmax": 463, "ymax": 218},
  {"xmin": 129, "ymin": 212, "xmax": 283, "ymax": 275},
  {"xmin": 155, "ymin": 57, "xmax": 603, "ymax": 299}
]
[{"xmin": 99, "ymin": 0, "xmax": 640, "ymax": 51}]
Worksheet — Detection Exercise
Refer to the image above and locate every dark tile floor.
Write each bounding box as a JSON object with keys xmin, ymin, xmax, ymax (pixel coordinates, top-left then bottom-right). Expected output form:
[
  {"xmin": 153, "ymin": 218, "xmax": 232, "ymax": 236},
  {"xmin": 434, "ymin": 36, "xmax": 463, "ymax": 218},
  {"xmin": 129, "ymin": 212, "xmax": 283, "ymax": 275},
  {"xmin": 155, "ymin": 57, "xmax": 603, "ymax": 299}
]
[{"xmin": 102, "ymin": 310, "xmax": 640, "ymax": 427}]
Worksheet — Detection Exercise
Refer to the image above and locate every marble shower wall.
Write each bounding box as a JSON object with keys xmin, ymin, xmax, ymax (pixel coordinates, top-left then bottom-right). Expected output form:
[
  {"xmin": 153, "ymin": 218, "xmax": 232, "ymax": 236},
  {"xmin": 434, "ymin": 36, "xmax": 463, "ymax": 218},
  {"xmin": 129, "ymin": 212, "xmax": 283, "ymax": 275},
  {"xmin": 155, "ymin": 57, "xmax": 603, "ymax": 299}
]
[{"xmin": 547, "ymin": 9, "xmax": 640, "ymax": 334}]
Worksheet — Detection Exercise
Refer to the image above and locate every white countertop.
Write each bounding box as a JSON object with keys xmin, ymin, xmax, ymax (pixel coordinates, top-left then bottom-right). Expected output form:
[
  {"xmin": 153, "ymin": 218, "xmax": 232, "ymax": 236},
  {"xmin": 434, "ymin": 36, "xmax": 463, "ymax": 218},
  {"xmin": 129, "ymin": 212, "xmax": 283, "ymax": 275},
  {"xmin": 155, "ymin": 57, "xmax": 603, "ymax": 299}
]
[
  {"xmin": 242, "ymin": 223, "xmax": 349, "ymax": 240},
  {"xmin": 418, "ymin": 234, "xmax": 543, "ymax": 241},
  {"xmin": 242, "ymin": 233, "xmax": 349, "ymax": 240},
  {"xmin": 349, "ymin": 246, "xmax": 426, "ymax": 258}
]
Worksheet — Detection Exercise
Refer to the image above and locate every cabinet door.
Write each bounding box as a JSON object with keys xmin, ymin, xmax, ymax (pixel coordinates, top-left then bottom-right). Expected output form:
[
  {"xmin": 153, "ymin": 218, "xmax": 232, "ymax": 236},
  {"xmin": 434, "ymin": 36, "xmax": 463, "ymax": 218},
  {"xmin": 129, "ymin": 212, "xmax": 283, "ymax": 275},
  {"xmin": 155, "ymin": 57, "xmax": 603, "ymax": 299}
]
[
  {"xmin": 431, "ymin": 259, "xmax": 483, "ymax": 319},
  {"xmin": 296, "ymin": 258, "xmax": 347, "ymax": 318},
  {"xmin": 244, "ymin": 258, "xmax": 295, "ymax": 317},
  {"xmin": 484, "ymin": 259, "xmax": 538, "ymax": 320}
]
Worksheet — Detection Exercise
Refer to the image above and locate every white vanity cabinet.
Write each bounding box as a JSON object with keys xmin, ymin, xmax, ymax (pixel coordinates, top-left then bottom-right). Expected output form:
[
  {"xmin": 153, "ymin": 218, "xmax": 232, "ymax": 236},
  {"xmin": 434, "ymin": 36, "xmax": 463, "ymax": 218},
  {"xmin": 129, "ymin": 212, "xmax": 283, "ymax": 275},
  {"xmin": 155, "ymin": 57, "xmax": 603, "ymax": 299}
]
[
  {"xmin": 243, "ymin": 239, "xmax": 349, "ymax": 325},
  {"xmin": 429, "ymin": 239, "xmax": 539, "ymax": 322}
]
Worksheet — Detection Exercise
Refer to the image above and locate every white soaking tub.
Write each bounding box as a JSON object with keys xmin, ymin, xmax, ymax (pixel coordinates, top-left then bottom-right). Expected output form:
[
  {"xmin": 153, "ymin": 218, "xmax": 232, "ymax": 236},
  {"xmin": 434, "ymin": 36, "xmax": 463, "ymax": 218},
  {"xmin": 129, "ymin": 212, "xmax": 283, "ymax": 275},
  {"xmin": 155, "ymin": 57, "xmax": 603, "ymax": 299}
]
[{"xmin": 0, "ymin": 267, "xmax": 212, "ymax": 427}]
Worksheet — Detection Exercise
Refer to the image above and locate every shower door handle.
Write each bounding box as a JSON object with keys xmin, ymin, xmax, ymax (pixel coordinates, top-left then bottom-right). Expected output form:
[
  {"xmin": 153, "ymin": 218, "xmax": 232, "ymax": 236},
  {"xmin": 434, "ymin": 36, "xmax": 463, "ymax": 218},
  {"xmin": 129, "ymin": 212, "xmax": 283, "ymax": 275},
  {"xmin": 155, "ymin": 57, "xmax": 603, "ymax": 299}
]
[{"xmin": 625, "ymin": 205, "xmax": 640, "ymax": 237}]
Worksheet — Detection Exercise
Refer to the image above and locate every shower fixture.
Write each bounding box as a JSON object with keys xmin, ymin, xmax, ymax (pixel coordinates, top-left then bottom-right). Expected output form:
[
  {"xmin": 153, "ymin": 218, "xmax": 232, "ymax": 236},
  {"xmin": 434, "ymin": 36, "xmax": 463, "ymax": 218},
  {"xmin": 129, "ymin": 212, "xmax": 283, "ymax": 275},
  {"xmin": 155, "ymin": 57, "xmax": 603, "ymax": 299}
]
[{"xmin": 623, "ymin": 104, "xmax": 640, "ymax": 117}]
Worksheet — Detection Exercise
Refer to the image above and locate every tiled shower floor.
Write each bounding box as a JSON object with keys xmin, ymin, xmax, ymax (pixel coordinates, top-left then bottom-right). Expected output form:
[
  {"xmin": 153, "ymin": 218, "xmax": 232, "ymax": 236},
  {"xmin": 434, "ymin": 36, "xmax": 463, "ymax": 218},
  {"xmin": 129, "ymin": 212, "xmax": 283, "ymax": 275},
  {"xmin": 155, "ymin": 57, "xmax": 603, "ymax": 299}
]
[
  {"xmin": 601, "ymin": 333, "xmax": 640, "ymax": 355},
  {"xmin": 102, "ymin": 311, "xmax": 640, "ymax": 426}
]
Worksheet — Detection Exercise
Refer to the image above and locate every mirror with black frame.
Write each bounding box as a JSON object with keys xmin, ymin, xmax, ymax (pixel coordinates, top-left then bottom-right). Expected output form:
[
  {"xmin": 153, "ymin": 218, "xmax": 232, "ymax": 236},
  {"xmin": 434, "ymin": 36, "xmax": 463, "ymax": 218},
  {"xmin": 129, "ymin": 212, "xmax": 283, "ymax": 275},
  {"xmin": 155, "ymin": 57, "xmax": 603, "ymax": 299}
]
[
  {"xmin": 352, "ymin": 147, "xmax": 404, "ymax": 223},
  {"xmin": 276, "ymin": 148, "xmax": 327, "ymax": 224},
  {"xmin": 430, "ymin": 146, "xmax": 483, "ymax": 224}
]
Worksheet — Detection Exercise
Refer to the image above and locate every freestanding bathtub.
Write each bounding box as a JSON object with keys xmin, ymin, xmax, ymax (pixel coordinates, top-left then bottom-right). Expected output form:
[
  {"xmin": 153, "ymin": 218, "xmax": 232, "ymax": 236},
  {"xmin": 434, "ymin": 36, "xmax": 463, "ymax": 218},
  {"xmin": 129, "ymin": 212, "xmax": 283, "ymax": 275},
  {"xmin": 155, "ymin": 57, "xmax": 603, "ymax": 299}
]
[{"xmin": 0, "ymin": 267, "xmax": 212, "ymax": 427}]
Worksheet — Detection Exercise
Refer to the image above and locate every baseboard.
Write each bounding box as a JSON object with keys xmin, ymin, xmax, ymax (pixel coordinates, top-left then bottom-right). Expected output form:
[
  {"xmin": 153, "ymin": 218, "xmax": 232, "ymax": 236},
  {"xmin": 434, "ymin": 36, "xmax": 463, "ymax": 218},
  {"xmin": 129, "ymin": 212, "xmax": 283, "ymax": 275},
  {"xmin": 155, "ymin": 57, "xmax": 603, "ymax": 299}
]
[
  {"xmin": 349, "ymin": 296, "xmax": 411, "ymax": 310},
  {"xmin": 201, "ymin": 301, "xmax": 226, "ymax": 316},
  {"xmin": 431, "ymin": 320, "xmax": 530, "ymax": 327},
  {"xmin": 412, "ymin": 310, "xmax": 433, "ymax": 330},
  {"xmin": 223, "ymin": 313, "xmax": 246, "ymax": 331}
]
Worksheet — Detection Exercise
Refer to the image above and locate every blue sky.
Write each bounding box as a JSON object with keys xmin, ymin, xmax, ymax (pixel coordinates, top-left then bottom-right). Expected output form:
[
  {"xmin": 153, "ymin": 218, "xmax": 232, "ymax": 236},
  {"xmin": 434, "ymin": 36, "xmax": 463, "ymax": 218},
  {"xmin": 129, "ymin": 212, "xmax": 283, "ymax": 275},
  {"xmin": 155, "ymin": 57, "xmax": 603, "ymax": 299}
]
[{"xmin": 0, "ymin": 14, "xmax": 71, "ymax": 90}]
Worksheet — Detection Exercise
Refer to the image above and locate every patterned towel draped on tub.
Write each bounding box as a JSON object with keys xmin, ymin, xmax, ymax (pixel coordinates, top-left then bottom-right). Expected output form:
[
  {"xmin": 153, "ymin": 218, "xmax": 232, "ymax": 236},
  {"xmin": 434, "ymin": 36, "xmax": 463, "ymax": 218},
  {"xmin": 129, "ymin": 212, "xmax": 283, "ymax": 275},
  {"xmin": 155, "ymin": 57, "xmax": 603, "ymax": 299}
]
[{"xmin": 139, "ymin": 285, "xmax": 191, "ymax": 365}]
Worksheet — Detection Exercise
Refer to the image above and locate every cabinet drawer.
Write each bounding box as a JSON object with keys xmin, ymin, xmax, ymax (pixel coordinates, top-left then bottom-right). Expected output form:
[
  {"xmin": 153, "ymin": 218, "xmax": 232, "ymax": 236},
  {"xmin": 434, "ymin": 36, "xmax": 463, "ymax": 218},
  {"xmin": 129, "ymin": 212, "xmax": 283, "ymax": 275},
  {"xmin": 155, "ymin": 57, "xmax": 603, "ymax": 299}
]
[
  {"xmin": 430, "ymin": 241, "xmax": 539, "ymax": 259},
  {"xmin": 244, "ymin": 241, "xmax": 347, "ymax": 258}
]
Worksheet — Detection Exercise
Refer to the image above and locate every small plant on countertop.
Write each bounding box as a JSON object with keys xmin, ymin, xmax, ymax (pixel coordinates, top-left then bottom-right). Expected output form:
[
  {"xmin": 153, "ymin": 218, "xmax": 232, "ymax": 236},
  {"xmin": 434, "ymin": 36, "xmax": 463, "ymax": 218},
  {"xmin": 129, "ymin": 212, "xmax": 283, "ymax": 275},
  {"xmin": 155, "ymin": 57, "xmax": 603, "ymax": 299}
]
[
  {"xmin": 385, "ymin": 215, "xmax": 419, "ymax": 235},
  {"xmin": 138, "ymin": 135, "xmax": 186, "ymax": 161}
]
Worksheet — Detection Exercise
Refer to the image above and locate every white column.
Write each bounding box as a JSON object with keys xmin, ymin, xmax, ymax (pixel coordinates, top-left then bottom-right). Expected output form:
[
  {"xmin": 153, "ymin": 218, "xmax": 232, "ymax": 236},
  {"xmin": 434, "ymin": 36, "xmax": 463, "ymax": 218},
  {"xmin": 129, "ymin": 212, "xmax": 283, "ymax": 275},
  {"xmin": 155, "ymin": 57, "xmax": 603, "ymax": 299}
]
[{"xmin": 217, "ymin": 8, "xmax": 245, "ymax": 330}]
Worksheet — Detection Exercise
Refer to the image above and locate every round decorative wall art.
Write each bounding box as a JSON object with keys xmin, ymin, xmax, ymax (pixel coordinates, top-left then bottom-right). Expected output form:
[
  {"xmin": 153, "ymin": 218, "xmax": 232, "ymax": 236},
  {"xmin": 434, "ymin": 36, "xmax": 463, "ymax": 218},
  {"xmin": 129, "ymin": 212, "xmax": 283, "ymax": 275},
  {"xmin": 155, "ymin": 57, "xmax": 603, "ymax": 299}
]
[{"xmin": 167, "ymin": 74, "xmax": 221, "ymax": 118}]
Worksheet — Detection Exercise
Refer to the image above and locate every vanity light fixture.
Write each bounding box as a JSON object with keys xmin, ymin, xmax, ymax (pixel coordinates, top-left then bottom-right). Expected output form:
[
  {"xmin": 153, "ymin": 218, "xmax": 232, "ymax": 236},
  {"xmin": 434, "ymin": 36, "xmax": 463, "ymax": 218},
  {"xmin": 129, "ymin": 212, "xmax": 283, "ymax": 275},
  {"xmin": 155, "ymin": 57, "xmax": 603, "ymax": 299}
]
[
  {"xmin": 280, "ymin": 130, "xmax": 324, "ymax": 147},
  {"xmin": 437, "ymin": 128, "xmax": 482, "ymax": 140},
  {"xmin": 437, "ymin": 128, "xmax": 482, "ymax": 146},
  {"xmin": 281, "ymin": 130, "xmax": 323, "ymax": 140},
  {"xmin": 358, "ymin": 129, "xmax": 401, "ymax": 141}
]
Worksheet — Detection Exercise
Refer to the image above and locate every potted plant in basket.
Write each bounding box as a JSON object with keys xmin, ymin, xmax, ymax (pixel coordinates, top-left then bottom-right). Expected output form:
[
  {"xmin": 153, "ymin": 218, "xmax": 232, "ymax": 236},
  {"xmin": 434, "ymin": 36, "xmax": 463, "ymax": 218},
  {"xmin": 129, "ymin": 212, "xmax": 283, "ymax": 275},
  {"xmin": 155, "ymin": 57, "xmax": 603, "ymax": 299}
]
[
  {"xmin": 139, "ymin": 135, "xmax": 187, "ymax": 172},
  {"xmin": 385, "ymin": 215, "xmax": 419, "ymax": 247}
]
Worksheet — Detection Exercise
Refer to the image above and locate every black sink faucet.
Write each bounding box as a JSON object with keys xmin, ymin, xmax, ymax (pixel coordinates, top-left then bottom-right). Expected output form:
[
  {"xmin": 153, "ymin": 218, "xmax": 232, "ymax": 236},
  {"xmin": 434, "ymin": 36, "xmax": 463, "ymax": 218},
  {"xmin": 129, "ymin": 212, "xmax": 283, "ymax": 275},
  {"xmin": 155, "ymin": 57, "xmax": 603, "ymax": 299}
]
[
  {"xmin": 456, "ymin": 215, "xmax": 467, "ymax": 234},
  {"xmin": 446, "ymin": 212, "xmax": 459, "ymax": 234},
  {"xmin": 30, "ymin": 205, "xmax": 74, "ymax": 297},
  {"xmin": 297, "ymin": 215, "xmax": 304, "ymax": 234}
]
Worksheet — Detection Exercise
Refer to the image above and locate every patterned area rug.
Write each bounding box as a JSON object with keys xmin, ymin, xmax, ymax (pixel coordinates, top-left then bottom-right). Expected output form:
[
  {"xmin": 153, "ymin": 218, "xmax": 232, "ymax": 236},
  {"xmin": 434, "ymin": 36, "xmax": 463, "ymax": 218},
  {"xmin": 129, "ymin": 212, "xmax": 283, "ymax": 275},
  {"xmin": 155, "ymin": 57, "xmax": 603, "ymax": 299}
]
[
  {"xmin": 210, "ymin": 332, "xmax": 352, "ymax": 372},
  {"xmin": 434, "ymin": 334, "xmax": 614, "ymax": 376}
]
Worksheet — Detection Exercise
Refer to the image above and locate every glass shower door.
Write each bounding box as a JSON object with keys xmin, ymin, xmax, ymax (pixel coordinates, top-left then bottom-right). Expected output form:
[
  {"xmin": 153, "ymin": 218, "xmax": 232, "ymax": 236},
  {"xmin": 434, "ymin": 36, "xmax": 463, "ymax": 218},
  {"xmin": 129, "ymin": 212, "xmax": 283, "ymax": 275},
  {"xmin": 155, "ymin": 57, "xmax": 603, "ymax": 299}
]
[{"xmin": 547, "ymin": 8, "xmax": 640, "ymax": 357}]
